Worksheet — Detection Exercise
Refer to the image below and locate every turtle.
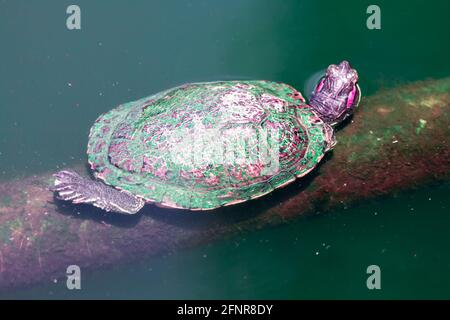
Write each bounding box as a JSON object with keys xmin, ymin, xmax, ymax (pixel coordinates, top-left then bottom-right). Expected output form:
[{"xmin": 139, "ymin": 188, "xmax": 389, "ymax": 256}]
[{"xmin": 53, "ymin": 60, "xmax": 360, "ymax": 214}]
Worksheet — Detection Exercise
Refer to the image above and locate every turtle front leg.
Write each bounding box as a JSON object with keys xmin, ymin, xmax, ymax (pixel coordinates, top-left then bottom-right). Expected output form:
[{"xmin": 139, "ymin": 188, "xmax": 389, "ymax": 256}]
[{"xmin": 52, "ymin": 170, "xmax": 145, "ymax": 214}]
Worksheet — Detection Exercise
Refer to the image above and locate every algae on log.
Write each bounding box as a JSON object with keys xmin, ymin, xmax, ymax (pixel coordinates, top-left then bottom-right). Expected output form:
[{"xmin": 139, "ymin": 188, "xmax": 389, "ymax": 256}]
[{"xmin": 0, "ymin": 78, "xmax": 449, "ymax": 290}]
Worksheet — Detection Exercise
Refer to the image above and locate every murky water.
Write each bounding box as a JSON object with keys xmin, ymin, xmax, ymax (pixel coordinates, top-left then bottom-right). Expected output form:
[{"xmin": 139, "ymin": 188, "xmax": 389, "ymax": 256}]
[
  {"xmin": 0, "ymin": 0, "xmax": 449, "ymax": 299},
  {"xmin": 2, "ymin": 183, "xmax": 449, "ymax": 299}
]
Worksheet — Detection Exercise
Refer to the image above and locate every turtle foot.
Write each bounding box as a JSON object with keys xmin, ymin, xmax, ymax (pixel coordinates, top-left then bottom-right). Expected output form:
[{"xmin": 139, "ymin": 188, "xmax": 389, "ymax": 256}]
[{"xmin": 53, "ymin": 170, "xmax": 144, "ymax": 214}]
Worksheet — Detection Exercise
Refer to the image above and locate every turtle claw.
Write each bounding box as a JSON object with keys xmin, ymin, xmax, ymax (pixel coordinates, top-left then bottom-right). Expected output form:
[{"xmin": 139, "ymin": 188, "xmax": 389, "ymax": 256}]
[
  {"xmin": 53, "ymin": 170, "xmax": 87, "ymax": 202},
  {"xmin": 53, "ymin": 170, "xmax": 82, "ymax": 185}
]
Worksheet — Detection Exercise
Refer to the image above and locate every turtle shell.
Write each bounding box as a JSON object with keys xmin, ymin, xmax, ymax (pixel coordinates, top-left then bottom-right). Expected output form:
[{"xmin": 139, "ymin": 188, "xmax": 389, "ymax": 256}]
[{"xmin": 87, "ymin": 81, "xmax": 334, "ymax": 210}]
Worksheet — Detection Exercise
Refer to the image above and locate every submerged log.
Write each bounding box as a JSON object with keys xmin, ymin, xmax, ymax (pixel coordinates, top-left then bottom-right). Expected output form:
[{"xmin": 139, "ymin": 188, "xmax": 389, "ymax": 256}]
[{"xmin": 0, "ymin": 78, "xmax": 449, "ymax": 290}]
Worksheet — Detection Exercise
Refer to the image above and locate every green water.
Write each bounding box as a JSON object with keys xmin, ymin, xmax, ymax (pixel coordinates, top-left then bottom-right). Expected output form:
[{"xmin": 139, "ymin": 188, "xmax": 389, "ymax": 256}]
[
  {"xmin": 1, "ymin": 0, "xmax": 449, "ymax": 299},
  {"xmin": 2, "ymin": 183, "xmax": 450, "ymax": 299}
]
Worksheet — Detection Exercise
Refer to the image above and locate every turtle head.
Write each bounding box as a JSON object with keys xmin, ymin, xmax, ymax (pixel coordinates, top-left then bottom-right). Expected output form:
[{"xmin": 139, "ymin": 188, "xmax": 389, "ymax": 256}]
[{"xmin": 309, "ymin": 61, "xmax": 361, "ymax": 126}]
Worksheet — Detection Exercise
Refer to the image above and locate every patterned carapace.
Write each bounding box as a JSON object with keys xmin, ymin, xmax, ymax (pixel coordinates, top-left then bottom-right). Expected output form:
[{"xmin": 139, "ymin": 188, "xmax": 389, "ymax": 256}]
[{"xmin": 87, "ymin": 81, "xmax": 334, "ymax": 209}]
